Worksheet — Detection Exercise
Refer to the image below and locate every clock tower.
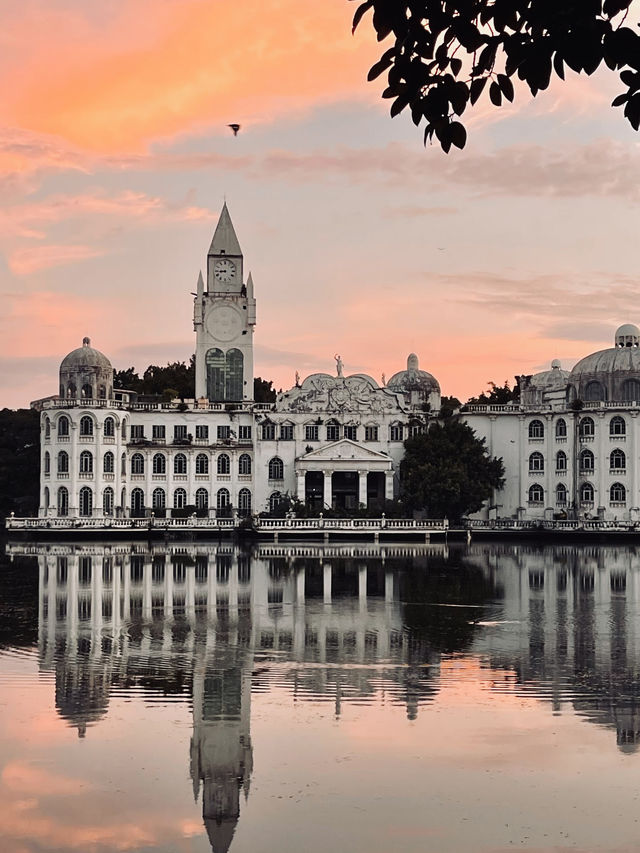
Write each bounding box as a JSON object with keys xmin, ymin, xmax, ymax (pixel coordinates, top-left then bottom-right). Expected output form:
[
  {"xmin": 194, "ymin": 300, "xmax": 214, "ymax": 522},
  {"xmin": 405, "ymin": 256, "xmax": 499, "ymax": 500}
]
[{"xmin": 194, "ymin": 203, "xmax": 256, "ymax": 401}]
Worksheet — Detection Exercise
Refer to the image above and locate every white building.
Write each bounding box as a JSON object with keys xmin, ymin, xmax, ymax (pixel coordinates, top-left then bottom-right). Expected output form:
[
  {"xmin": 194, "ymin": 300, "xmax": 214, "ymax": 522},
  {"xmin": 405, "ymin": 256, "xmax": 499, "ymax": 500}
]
[{"xmin": 33, "ymin": 204, "xmax": 640, "ymax": 523}]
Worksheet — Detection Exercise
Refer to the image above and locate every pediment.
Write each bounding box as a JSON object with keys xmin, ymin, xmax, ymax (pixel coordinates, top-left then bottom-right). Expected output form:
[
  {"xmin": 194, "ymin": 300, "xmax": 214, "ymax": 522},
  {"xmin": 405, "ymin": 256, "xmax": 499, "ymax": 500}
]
[{"xmin": 299, "ymin": 439, "xmax": 392, "ymax": 462}]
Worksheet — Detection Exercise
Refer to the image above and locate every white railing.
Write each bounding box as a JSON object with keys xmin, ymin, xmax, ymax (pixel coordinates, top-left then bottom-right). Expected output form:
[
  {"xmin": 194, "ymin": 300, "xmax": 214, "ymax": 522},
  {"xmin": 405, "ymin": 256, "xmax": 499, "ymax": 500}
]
[
  {"xmin": 253, "ymin": 517, "xmax": 449, "ymax": 531},
  {"xmin": 40, "ymin": 398, "xmax": 274, "ymax": 414},
  {"xmin": 464, "ymin": 518, "xmax": 640, "ymax": 531}
]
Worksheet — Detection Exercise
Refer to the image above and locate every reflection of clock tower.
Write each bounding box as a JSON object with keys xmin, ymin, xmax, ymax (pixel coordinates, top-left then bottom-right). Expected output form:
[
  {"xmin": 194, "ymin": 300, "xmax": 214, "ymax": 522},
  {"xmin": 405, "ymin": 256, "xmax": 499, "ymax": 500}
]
[{"xmin": 194, "ymin": 203, "xmax": 256, "ymax": 401}]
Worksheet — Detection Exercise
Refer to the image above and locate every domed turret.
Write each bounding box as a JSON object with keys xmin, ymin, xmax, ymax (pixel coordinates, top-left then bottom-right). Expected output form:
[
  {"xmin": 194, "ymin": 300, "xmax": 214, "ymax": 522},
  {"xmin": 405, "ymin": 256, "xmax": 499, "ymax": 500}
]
[
  {"xmin": 59, "ymin": 337, "xmax": 114, "ymax": 400},
  {"xmin": 567, "ymin": 325, "xmax": 640, "ymax": 403},
  {"xmin": 520, "ymin": 360, "xmax": 570, "ymax": 407},
  {"xmin": 387, "ymin": 354, "xmax": 440, "ymax": 410}
]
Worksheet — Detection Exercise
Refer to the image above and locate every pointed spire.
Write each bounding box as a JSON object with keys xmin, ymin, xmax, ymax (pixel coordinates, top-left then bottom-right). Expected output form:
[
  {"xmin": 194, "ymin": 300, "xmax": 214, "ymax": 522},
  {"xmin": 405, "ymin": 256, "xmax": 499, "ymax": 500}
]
[
  {"xmin": 197, "ymin": 270, "xmax": 204, "ymax": 297},
  {"xmin": 208, "ymin": 202, "xmax": 242, "ymax": 256}
]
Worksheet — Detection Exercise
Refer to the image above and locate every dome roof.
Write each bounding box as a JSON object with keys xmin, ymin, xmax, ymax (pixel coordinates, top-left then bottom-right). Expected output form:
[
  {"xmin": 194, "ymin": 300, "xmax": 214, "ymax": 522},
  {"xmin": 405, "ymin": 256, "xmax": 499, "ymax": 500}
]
[
  {"xmin": 60, "ymin": 337, "xmax": 112, "ymax": 372},
  {"xmin": 528, "ymin": 360, "xmax": 570, "ymax": 390},
  {"xmin": 387, "ymin": 354, "xmax": 440, "ymax": 394},
  {"xmin": 569, "ymin": 346, "xmax": 640, "ymax": 377}
]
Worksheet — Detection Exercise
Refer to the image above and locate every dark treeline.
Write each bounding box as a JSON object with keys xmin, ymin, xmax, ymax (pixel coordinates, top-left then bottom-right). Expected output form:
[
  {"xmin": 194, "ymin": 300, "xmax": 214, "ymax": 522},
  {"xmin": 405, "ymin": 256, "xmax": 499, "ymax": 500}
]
[
  {"xmin": 0, "ymin": 408, "xmax": 39, "ymax": 520},
  {"xmin": 114, "ymin": 356, "xmax": 277, "ymax": 403}
]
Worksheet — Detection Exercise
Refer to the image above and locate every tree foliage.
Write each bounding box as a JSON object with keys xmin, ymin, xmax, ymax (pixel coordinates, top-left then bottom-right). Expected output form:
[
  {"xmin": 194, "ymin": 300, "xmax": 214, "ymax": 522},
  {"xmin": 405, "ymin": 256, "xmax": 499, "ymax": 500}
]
[
  {"xmin": 253, "ymin": 377, "xmax": 277, "ymax": 403},
  {"xmin": 352, "ymin": 0, "xmax": 640, "ymax": 151},
  {"xmin": 466, "ymin": 380, "xmax": 519, "ymax": 405},
  {"xmin": 0, "ymin": 409, "xmax": 39, "ymax": 521},
  {"xmin": 400, "ymin": 419, "xmax": 504, "ymax": 519}
]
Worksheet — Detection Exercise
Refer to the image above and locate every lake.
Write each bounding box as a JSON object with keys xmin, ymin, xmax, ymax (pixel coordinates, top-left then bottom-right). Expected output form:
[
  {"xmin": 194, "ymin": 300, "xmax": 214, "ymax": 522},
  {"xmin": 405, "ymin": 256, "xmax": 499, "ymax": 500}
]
[{"xmin": 1, "ymin": 539, "xmax": 639, "ymax": 853}]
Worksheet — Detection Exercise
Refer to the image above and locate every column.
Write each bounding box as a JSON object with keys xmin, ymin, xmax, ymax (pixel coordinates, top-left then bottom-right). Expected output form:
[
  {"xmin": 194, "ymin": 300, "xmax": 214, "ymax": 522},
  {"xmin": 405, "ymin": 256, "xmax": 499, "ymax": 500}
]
[
  {"xmin": 358, "ymin": 564, "xmax": 367, "ymax": 610},
  {"xmin": 385, "ymin": 470, "xmax": 394, "ymax": 502},
  {"xmin": 323, "ymin": 470, "xmax": 333, "ymax": 510},
  {"xmin": 296, "ymin": 567, "xmax": 306, "ymax": 604},
  {"xmin": 323, "ymin": 561, "xmax": 332, "ymax": 604},
  {"xmin": 296, "ymin": 469, "xmax": 305, "ymax": 502},
  {"xmin": 358, "ymin": 470, "xmax": 368, "ymax": 507}
]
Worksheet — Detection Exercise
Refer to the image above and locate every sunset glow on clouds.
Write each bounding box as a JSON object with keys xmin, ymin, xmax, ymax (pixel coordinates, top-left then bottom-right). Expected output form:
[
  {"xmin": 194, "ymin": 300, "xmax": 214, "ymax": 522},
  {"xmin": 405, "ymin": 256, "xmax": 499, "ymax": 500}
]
[{"xmin": 1, "ymin": 0, "xmax": 639, "ymax": 407}]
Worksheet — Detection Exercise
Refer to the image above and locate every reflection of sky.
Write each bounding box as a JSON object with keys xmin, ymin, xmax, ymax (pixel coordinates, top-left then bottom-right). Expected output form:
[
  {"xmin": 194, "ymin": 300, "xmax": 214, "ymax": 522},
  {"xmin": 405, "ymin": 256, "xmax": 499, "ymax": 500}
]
[
  {"xmin": 2, "ymin": 2, "xmax": 640, "ymax": 407},
  {"xmin": 4, "ymin": 542, "xmax": 640, "ymax": 851}
]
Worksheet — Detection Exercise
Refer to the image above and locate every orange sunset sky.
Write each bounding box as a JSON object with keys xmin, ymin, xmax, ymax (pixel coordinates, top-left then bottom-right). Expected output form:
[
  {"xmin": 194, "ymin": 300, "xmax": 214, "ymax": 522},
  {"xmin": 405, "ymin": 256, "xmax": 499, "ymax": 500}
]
[{"xmin": 1, "ymin": 0, "xmax": 639, "ymax": 408}]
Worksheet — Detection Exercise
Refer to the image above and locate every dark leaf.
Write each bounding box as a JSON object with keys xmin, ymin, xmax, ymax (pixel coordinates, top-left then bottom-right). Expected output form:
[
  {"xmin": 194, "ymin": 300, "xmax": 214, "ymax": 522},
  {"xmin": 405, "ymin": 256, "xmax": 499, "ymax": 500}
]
[
  {"xmin": 351, "ymin": 1, "xmax": 373, "ymax": 35},
  {"xmin": 469, "ymin": 76, "xmax": 487, "ymax": 105},
  {"xmin": 367, "ymin": 47, "xmax": 395, "ymax": 81},
  {"xmin": 449, "ymin": 121, "xmax": 467, "ymax": 149},
  {"xmin": 489, "ymin": 81, "xmax": 502, "ymax": 106},
  {"xmin": 497, "ymin": 74, "xmax": 514, "ymax": 102}
]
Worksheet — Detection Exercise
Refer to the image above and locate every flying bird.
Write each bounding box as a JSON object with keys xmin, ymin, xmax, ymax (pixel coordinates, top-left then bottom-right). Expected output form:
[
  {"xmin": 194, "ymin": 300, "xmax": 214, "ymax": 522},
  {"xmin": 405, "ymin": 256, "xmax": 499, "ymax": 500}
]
[{"xmin": 228, "ymin": 124, "xmax": 241, "ymax": 136}]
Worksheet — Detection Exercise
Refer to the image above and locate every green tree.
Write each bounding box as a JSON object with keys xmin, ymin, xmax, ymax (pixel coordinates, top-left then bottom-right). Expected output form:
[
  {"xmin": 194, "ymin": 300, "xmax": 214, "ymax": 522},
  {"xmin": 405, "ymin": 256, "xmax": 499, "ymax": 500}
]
[
  {"xmin": 466, "ymin": 380, "xmax": 519, "ymax": 405},
  {"xmin": 439, "ymin": 394, "xmax": 462, "ymax": 417},
  {"xmin": 0, "ymin": 408, "xmax": 40, "ymax": 520},
  {"xmin": 253, "ymin": 376, "xmax": 277, "ymax": 403},
  {"xmin": 400, "ymin": 419, "xmax": 504, "ymax": 519},
  {"xmin": 352, "ymin": 0, "xmax": 640, "ymax": 151}
]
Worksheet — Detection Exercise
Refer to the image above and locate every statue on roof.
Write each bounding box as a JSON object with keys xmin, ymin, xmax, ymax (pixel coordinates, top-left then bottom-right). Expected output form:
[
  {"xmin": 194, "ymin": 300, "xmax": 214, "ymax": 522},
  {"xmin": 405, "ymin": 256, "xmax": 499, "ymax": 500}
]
[{"xmin": 334, "ymin": 354, "xmax": 344, "ymax": 377}]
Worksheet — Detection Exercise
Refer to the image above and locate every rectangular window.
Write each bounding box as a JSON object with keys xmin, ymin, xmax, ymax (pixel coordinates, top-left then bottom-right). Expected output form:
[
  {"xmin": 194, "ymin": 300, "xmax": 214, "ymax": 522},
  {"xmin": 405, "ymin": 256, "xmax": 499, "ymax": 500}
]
[
  {"xmin": 390, "ymin": 424, "xmax": 404, "ymax": 442},
  {"xmin": 239, "ymin": 425, "xmax": 252, "ymax": 440},
  {"xmin": 152, "ymin": 425, "xmax": 165, "ymax": 440},
  {"xmin": 365, "ymin": 425, "xmax": 379, "ymax": 442},
  {"xmin": 131, "ymin": 425, "xmax": 145, "ymax": 439},
  {"xmin": 195, "ymin": 425, "xmax": 209, "ymax": 440},
  {"xmin": 305, "ymin": 425, "xmax": 319, "ymax": 442},
  {"xmin": 261, "ymin": 422, "xmax": 276, "ymax": 440},
  {"xmin": 344, "ymin": 425, "xmax": 357, "ymax": 441},
  {"xmin": 217, "ymin": 424, "xmax": 231, "ymax": 440},
  {"xmin": 174, "ymin": 425, "xmax": 187, "ymax": 440},
  {"xmin": 280, "ymin": 424, "xmax": 294, "ymax": 441},
  {"xmin": 326, "ymin": 423, "xmax": 340, "ymax": 441}
]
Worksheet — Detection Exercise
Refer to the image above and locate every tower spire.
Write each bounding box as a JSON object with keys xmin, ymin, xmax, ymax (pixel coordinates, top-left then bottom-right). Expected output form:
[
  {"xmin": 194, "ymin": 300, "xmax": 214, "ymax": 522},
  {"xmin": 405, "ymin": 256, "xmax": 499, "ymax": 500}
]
[{"xmin": 208, "ymin": 202, "xmax": 242, "ymax": 256}]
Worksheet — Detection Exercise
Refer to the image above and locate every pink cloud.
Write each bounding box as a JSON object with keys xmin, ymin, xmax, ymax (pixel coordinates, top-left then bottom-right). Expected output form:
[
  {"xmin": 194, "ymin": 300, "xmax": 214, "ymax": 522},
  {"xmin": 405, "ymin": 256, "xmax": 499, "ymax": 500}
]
[{"xmin": 8, "ymin": 244, "xmax": 106, "ymax": 275}]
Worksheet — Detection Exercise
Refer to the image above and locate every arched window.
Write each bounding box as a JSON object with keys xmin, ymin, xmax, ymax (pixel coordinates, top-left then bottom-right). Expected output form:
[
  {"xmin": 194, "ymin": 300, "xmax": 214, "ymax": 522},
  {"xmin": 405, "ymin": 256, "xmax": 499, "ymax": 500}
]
[
  {"xmin": 58, "ymin": 416, "xmax": 69, "ymax": 437},
  {"xmin": 226, "ymin": 349, "xmax": 244, "ymax": 401},
  {"xmin": 103, "ymin": 451, "xmax": 114, "ymax": 474},
  {"xmin": 238, "ymin": 453, "xmax": 252, "ymax": 475},
  {"xmin": 195, "ymin": 453, "xmax": 209, "ymax": 475},
  {"xmin": 174, "ymin": 453, "xmax": 187, "ymax": 474},
  {"xmin": 585, "ymin": 381, "xmax": 606, "ymax": 402},
  {"xmin": 556, "ymin": 450, "xmax": 567, "ymax": 471},
  {"xmin": 81, "ymin": 383, "xmax": 92, "ymax": 399},
  {"xmin": 556, "ymin": 483, "xmax": 568, "ymax": 504},
  {"xmin": 555, "ymin": 418, "xmax": 567, "ymax": 438},
  {"xmin": 57, "ymin": 486, "xmax": 69, "ymax": 517},
  {"xmin": 217, "ymin": 453, "xmax": 230, "ymax": 475},
  {"xmin": 43, "ymin": 486, "xmax": 50, "ymax": 511},
  {"xmin": 79, "ymin": 486, "xmax": 93, "ymax": 517},
  {"xmin": 103, "ymin": 487, "xmax": 114, "ymax": 515},
  {"xmin": 98, "ymin": 385, "xmax": 106, "ymax": 399},
  {"xmin": 610, "ymin": 448, "xmax": 626, "ymax": 470},
  {"xmin": 104, "ymin": 417, "xmax": 115, "ymax": 437},
  {"xmin": 130, "ymin": 488, "xmax": 145, "ymax": 515},
  {"xmin": 238, "ymin": 488, "xmax": 252, "ymax": 517},
  {"xmin": 121, "ymin": 453, "xmax": 126, "ymax": 476},
  {"xmin": 152, "ymin": 453, "xmax": 166, "ymax": 475},
  {"xmin": 580, "ymin": 482, "xmax": 595, "ymax": 503},
  {"xmin": 79, "ymin": 450, "xmax": 93, "ymax": 474},
  {"xmin": 57, "ymin": 450, "xmax": 69, "ymax": 474},
  {"xmin": 611, "ymin": 482, "xmax": 626, "ymax": 502},
  {"xmin": 579, "ymin": 417, "xmax": 595, "ymax": 437},
  {"xmin": 579, "ymin": 449, "xmax": 595, "ymax": 471},
  {"xmin": 195, "ymin": 487, "xmax": 209, "ymax": 510},
  {"xmin": 44, "ymin": 451, "xmax": 50, "ymax": 474},
  {"xmin": 610, "ymin": 416, "xmax": 626, "ymax": 436},
  {"xmin": 152, "ymin": 487, "xmax": 166, "ymax": 510},
  {"xmin": 622, "ymin": 378, "xmax": 640, "ymax": 401},
  {"xmin": 173, "ymin": 488, "xmax": 187, "ymax": 509},
  {"xmin": 529, "ymin": 419, "xmax": 544, "ymax": 439},
  {"xmin": 529, "ymin": 452, "xmax": 544, "ymax": 472},
  {"xmin": 79, "ymin": 416, "xmax": 93, "ymax": 437},
  {"xmin": 44, "ymin": 417, "xmax": 50, "ymax": 439},
  {"xmin": 390, "ymin": 422, "xmax": 404, "ymax": 442},
  {"xmin": 216, "ymin": 488, "xmax": 230, "ymax": 512},
  {"xmin": 268, "ymin": 457, "xmax": 284, "ymax": 480},
  {"xmin": 528, "ymin": 484, "xmax": 544, "ymax": 503},
  {"xmin": 131, "ymin": 453, "xmax": 145, "ymax": 475},
  {"xmin": 206, "ymin": 348, "xmax": 225, "ymax": 401},
  {"xmin": 326, "ymin": 419, "xmax": 340, "ymax": 441},
  {"xmin": 269, "ymin": 492, "xmax": 282, "ymax": 513},
  {"xmin": 121, "ymin": 420, "xmax": 127, "ymax": 440},
  {"xmin": 67, "ymin": 382, "xmax": 76, "ymax": 399}
]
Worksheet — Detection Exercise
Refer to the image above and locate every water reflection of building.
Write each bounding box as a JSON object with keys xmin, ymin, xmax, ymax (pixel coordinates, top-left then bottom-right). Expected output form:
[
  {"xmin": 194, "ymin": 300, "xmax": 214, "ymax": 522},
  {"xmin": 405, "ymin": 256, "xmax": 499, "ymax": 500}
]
[
  {"xmin": 468, "ymin": 543, "xmax": 640, "ymax": 751},
  {"xmin": 25, "ymin": 540, "xmax": 445, "ymax": 852}
]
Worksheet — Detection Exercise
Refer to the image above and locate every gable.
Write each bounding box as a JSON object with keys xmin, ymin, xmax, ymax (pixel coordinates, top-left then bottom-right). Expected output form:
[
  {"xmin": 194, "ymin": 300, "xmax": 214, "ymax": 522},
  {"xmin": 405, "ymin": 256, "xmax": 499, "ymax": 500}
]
[{"xmin": 299, "ymin": 439, "xmax": 392, "ymax": 462}]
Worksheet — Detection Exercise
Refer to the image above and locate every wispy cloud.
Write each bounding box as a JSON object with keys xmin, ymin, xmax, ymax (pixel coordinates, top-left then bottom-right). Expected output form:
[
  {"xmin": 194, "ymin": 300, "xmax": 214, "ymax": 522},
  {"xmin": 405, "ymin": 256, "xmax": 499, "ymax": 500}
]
[{"xmin": 7, "ymin": 244, "xmax": 106, "ymax": 275}]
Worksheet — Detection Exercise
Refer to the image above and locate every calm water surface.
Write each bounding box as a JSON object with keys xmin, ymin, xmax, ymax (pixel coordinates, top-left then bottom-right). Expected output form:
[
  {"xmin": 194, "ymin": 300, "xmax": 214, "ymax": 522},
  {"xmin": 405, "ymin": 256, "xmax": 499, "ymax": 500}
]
[{"xmin": 2, "ymin": 539, "xmax": 640, "ymax": 853}]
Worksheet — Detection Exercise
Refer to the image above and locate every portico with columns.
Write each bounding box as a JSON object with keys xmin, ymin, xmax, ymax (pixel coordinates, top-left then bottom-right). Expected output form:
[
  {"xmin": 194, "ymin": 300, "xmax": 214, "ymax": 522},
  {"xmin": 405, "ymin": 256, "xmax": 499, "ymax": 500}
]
[{"xmin": 294, "ymin": 439, "xmax": 394, "ymax": 511}]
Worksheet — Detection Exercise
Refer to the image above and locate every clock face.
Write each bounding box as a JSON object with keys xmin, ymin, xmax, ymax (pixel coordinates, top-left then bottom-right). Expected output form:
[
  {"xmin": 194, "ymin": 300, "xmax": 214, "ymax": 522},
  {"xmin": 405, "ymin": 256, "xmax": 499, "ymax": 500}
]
[
  {"xmin": 207, "ymin": 305, "xmax": 242, "ymax": 341},
  {"xmin": 214, "ymin": 258, "xmax": 236, "ymax": 283}
]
